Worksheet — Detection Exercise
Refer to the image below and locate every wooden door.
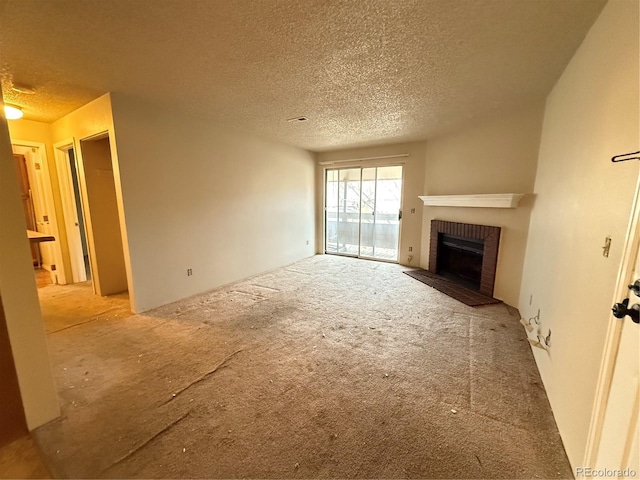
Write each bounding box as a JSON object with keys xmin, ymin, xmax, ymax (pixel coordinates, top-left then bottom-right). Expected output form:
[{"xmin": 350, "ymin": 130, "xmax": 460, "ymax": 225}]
[{"xmin": 13, "ymin": 154, "xmax": 39, "ymax": 265}]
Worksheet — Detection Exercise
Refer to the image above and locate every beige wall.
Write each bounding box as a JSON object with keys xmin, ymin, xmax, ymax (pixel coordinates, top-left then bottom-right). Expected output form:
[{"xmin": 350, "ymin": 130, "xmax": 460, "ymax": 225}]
[
  {"xmin": 518, "ymin": 0, "xmax": 639, "ymax": 468},
  {"xmin": 316, "ymin": 142, "xmax": 427, "ymax": 266},
  {"xmin": 9, "ymin": 106, "xmax": 128, "ymax": 292},
  {"xmin": 80, "ymin": 137, "xmax": 128, "ymax": 295},
  {"xmin": 49, "ymin": 94, "xmax": 135, "ymax": 306},
  {"xmin": 0, "ymin": 98, "xmax": 59, "ymax": 430},
  {"xmin": 8, "ymin": 119, "xmax": 73, "ymax": 284},
  {"xmin": 420, "ymin": 104, "xmax": 545, "ymax": 306},
  {"xmin": 8, "ymin": 92, "xmax": 316, "ymax": 314},
  {"xmin": 50, "ymin": 94, "xmax": 117, "ymax": 144},
  {"xmin": 110, "ymin": 94, "xmax": 316, "ymax": 313}
]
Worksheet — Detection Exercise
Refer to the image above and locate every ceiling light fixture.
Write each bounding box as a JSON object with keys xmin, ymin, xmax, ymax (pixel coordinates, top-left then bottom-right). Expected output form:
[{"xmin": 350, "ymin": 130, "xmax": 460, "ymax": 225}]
[{"xmin": 4, "ymin": 104, "xmax": 24, "ymax": 120}]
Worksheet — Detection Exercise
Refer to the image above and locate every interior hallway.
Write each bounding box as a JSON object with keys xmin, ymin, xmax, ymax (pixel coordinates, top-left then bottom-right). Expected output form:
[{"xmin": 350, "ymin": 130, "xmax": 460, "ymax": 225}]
[
  {"xmin": 30, "ymin": 255, "xmax": 568, "ymax": 478},
  {"xmin": 0, "ymin": 273, "xmax": 130, "ymax": 480}
]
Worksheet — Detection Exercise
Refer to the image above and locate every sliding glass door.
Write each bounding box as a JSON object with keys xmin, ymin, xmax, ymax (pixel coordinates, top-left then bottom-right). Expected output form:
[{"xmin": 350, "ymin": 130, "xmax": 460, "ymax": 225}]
[
  {"xmin": 325, "ymin": 165, "xmax": 403, "ymax": 262},
  {"xmin": 325, "ymin": 168, "xmax": 361, "ymax": 255},
  {"xmin": 360, "ymin": 166, "xmax": 403, "ymax": 260}
]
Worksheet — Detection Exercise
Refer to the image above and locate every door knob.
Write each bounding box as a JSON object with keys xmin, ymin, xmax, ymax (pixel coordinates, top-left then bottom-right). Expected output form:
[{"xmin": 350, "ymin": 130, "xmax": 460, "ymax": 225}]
[
  {"xmin": 612, "ymin": 298, "xmax": 640, "ymax": 324},
  {"xmin": 628, "ymin": 279, "xmax": 640, "ymax": 297}
]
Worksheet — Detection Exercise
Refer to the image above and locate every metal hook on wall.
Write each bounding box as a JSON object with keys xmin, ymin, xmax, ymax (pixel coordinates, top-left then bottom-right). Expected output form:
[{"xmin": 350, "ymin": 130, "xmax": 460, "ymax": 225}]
[{"xmin": 612, "ymin": 151, "xmax": 640, "ymax": 163}]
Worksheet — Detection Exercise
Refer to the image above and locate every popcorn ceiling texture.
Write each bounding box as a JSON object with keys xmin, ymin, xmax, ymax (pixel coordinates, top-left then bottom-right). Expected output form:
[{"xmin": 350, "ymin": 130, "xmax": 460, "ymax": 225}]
[{"xmin": 1, "ymin": 0, "xmax": 605, "ymax": 151}]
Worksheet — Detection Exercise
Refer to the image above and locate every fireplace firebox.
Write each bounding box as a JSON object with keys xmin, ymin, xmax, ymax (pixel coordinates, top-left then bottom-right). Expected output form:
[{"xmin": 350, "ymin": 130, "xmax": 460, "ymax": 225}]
[
  {"xmin": 429, "ymin": 220, "xmax": 501, "ymax": 297},
  {"xmin": 437, "ymin": 234, "xmax": 484, "ymax": 290}
]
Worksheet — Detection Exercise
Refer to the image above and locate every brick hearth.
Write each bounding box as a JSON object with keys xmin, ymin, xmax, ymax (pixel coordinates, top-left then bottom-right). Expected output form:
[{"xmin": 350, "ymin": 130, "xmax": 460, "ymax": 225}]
[{"xmin": 429, "ymin": 220, "xmax": 501, "ymax": 297}]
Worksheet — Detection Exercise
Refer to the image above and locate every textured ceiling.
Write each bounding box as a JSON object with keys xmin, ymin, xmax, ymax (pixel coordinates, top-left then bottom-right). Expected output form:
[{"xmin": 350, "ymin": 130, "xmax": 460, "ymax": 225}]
[{"xmin": 0, "ymin": 0, "xmax": 606, "ymax": 151}]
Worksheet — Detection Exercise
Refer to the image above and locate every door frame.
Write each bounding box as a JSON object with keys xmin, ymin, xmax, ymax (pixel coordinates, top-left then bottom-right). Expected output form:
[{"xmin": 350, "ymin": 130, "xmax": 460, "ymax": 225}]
[
  {"xmin": 11, "ymin": 139, "xmax": 67, "ymax": 284},
  {"xmin": 322, "ymin": 163, "xmax": 405, "ymax": 263},
  {"xmin": 54, "ymin": 138, "xmax": 89, "ymax": 284},
  {"xmin": 78, "ymin": 131, "xmax": 130, "ymax": 297},
  {"xmin": 584, "ymin": 170, "xmax": 640, "ymax": 468}
]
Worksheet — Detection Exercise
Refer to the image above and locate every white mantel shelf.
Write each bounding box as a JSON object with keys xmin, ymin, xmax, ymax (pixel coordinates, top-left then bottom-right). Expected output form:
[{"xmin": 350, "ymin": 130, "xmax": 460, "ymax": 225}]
[{"xmin": 419, "ymin": 193, "xmax": 525, "ymax": 209}]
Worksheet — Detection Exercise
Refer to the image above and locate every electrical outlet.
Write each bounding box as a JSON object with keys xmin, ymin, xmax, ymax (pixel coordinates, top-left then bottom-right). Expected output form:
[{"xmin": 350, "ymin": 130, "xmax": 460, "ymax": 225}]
[
  {"xmin": 306, "ymin": 240, "xmax": 309, "ymax": 245},
  {"xmin": 187, "ymin": 268, "xmax": 193, "ymax": 276},
  {"xmin": 408, "ymin": 246, "xmax": 413, "ymax": 252},
  {"xmin": 411, "ymin": 208, "xmax": 416, "ymax": 214}
]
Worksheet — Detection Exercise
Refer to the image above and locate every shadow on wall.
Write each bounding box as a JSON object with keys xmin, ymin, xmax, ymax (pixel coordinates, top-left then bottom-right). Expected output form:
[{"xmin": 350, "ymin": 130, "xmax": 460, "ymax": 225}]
[{"xmin": 0, "ymin": 296, "xmax": 28, "ymax": 447}]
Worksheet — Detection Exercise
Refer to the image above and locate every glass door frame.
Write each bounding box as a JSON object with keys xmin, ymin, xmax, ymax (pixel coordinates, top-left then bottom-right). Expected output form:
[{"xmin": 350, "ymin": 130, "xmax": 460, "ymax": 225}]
[{"xmin": 323, "ymin": 164, "xmax": 404, "ymax": 264}]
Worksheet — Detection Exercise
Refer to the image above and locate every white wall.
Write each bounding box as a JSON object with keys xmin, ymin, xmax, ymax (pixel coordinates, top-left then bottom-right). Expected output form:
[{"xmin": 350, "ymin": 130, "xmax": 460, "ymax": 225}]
[
  {"xmin": 316, "ymin": 142, "xmax": 427, "ymax": 266},
  {"xmin": 420, "ymin": 104, "xmax": 545, "ymax": 306},
  {"xmin": 110, "ymin": 94, "xmax": 316, "ymax": 313},
  {"xmin": 0, "ymin": 97, "xmax": 59, "ymax": 430},
  {"xmin": 518, "ymin": 0, "xmax": 639, "ymax": 468}
]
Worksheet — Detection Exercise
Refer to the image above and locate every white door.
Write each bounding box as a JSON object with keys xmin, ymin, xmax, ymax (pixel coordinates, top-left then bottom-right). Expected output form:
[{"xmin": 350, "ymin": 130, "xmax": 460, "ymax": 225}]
[
  {"xmin": 597, "ymin": 271, "xmax": 640, "ymax": 471},
  {"xmin": 591, "ymin": 210, "xmax": 640, "ymax": 473},
  {"xmin": 55, "ymin": 143, "xmax": 88, "ymax": 283}
]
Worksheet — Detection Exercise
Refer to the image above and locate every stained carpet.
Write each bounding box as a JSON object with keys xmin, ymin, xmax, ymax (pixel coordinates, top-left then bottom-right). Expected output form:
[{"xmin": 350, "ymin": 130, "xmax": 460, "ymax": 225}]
[{"xmin": 30, "ymin": 255, "xmax": 570, "ymax": 479}]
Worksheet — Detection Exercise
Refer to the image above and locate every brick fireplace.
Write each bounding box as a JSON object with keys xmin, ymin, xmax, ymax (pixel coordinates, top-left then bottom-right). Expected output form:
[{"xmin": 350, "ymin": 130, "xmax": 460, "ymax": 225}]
[{"xmin": 428, "ymin": 220, "xmax": 501, "ymax": 297}]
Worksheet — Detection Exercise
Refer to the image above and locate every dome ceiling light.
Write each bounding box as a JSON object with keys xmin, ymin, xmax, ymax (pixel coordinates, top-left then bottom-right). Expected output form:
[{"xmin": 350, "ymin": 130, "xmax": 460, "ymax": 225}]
[{"xmin": 4, "ymin": 104, "xmax": 24, "ymax": 120}]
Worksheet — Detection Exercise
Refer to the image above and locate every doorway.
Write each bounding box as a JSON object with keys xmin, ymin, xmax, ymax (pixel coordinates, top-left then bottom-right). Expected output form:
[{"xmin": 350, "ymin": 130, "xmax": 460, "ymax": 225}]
[
  {"xmin": 54, "ymin": 135, "xmax": 128, "ymax": 296},
  {"xmin": 11, "ymin": 142, "xmax": 63, "ymax": 287},
  {"xmin": 77, "ymin": 135, "xmax": 128, "ymax": 296},
  {"xmin": 325, "ymin": 165, "xmax": 403, "ymax": 262},
  {"xmin": 68, "ymin": 148, "xmax": 91, "ymax": 281},
  {"xmin": 55, "ymin": 143, "xmax": 91, "ymax": 284},
  {"xmin": 13, "ymin": 153, "xmax": 39, "ymax": 265}
]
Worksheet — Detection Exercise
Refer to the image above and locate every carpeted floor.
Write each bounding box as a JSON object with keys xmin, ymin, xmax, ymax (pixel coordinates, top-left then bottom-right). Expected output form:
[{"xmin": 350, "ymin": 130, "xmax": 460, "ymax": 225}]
[
  {"xmin": 29, "ymin": 255, "xmax": 571, "ymax": 479},
  {"xmin": 37, "ymin": 281, "xmax": 130, "ymax": 334}
]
